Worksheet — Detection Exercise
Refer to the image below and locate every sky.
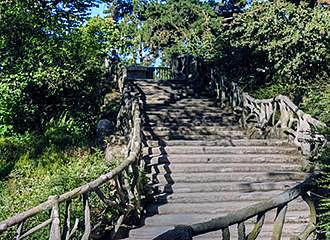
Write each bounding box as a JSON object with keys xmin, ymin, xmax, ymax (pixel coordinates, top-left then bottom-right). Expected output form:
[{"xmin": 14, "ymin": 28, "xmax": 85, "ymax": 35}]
[
  {"xmin": 88, "ymin": 2, "xmax": 163, "ymax": 67},
  {"xmin": 90, "ymin": 3, "xmax": 107, "ymax": 17}
]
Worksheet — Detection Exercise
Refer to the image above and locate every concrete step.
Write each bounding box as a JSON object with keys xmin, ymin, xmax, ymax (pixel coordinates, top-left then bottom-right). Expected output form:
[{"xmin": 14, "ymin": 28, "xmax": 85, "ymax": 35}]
[
  {"xmin": 144, "ymin": 125, "xmax": 241, "ymax": 132},
  {"xmin": 144, "ymin": 133, "xmax": 245, "ymax": 141},
  {"xmin": 146, "ymin": 163, "xmax": 301, "ymax": 174},
  {"xmin": 145, "ymin": 120, "xmax": 236, "ymax": 127},
  {"xmin": 125, "ymin": 222, "xmax": 309, "ymax": 239},
  {"xmin": 148, "ymin": 171, "xmax": 305, "ymax": 184},
  {"xmin": 146, "ymin": 139, "xmax": 291, "ymax": 147},
  {"xmin": 150, "ymin": 181, "xmax": 300, "ymax": 194},
  {"xmin": 143, "ymin": 108, "xmax": 227, "ymax": 114},
  {"xmin": 145, "ymin": 110, "xmax": 235, "ymax": 117},
  {"xmin": 145, "ymin": 118, "xmax": 239, "ymax": 127},
  {"xmin": 145, "ymin": 154, "xmax": 302, "ymax": 165},
  {"xmin": 144, "ymin": 102, "xmax": 220, "ymax": 109},
  {"xmin": 143, "ymin": 211, "xmax": 309, "ymax": 227},
  {"xmin": 144, "ymin": 146, "xmax": 299, "ymax": 156},
  {"xmin": 145, "ymin": 199, "xmax": 308, "ymax": 215},
  {"xmin": 143, "ymin": 126, "xmax": 243, "ymax": 137},
  {"xmin": 144, "ymin": 95, "xmax": 214, "ymax": 103}
]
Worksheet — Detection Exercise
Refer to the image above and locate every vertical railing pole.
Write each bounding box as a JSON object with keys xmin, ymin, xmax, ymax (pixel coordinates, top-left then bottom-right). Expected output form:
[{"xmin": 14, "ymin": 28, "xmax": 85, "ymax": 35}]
[
  {"xmin": 272, "ymin": 205, "xmax": 288, "ymax": 240},
  {"xmin": 81, "ymin": 193, "xmax": 91, "ymax": 240},
  {"xmin": 222, "ymin": 227, "xmax": 230, "ymax": 240},
  {"xmin": 49, "ymin": 196, "xmax": 61, "ymax": 240}
]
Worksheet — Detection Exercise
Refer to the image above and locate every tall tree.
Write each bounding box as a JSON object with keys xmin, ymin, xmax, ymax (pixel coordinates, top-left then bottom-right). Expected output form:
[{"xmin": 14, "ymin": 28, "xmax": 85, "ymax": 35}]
[
  {"xmin": 0, "ymin": 0, "xmax": 120, "ymax": 135},
  {"xmin": 138, "ymin": 0, "xmax": 223, "ymax": 62}
]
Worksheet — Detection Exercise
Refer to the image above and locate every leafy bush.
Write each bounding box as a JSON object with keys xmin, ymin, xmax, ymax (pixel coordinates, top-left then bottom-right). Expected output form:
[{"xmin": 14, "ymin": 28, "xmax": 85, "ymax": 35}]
[
  {"xmin": 0, "ymin": 1, "xmax": 121, "ymax": 136},
  {"xmin": 0, "ymin": 144, "xmax": 114, "ymax": 239},
  {"xmin": 0, "ymin": 137, "xmax": 24, "ymax": 180},
  {"xmin": 316, "ymin": 141, "xmax": 330, "ymax": 239},
  {"xmin": 215, "ymin": 1, "xmax": 329, "ymax": 121},
  {"xmin": 43, "ymin": 112, "xmax": 85, "ymax": 148}
]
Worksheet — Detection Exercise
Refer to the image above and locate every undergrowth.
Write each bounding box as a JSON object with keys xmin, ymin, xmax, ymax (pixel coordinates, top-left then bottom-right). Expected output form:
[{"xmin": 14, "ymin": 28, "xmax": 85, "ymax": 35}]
[{"xmin": 0, "ymin": 108, "xmax": 120, "ymax": 239}]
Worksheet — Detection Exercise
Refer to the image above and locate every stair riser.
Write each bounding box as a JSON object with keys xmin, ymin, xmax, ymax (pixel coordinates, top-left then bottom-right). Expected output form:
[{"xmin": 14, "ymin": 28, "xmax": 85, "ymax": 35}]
[
  {"xmin": 146, "ymin": 201, "xmax": 308, "ymax": 215},
  {"xmin": 145, "ymin": 122, "xmax": 236, "ymax": 127},
  {"xmin": 145, "ymin": 111, "xmax": 236, "ymax": 118},
  {"xmin": 145, "ymin": 155, "xmax": 302, "ymax": 164},
  {"xmin": 149, "ymin": 172, "xmax": 305, "ymax": 184},
  {"xmin": 128, "ymin": 222, "xmax": 308, "ymax": 239},
  {"xmin": 144, "ymin": 103, "xmax": 220, "ymax": 109},
  {"xmin": 144, "ymin": 126, "xmax": 241, "ymax": 132},
  {"xmin": 146, "ymin": 139, "xmax": 291, "ymax": 147},
  {"xmin": 144, "ymin": 135, "xmax": 245, "ymax": 141},
  {"xmin": 147, "ymin": 163, "xmax": 301, "ymax": 174},
  {"xmin": 151, "ymin": 181, "xmax": 300, "ymax": 194},
  {"xmin": 143, "ymin": 130, "xmax": 245, "ymax": 137},
  {"xmin": 144, "ymin": 146, "xmax": 298, "ymax": 155},
  {"xmin": 143, "ymin": 212, "xmax": 309, "ymax": 226}
]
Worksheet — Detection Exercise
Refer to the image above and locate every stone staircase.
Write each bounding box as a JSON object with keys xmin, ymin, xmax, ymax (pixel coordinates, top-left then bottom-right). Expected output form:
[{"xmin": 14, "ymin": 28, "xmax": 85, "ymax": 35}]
[{"xmin": 124, "ymin": 80, "xmax": 310, "ymax": 240}]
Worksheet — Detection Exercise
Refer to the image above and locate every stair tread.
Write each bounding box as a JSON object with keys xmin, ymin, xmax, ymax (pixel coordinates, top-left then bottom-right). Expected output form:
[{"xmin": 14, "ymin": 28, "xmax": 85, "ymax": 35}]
[
  {"xmin": 125, "ymin": 222, "xmax": 310, "ymax": 239},
  {"xmin": 149, "ymin": 180, "xmax": 303, "ymax": 194},
  {"xmin": 127, "ymin": 80, "xmax": 308, "ymax": 240},
  {"xmin": 146, "ymin": 162, "xmax": 301, "ymax": 173},
  {"xmin": 146, "ymin": 139, "xmax": 291, "ymax": 147}
]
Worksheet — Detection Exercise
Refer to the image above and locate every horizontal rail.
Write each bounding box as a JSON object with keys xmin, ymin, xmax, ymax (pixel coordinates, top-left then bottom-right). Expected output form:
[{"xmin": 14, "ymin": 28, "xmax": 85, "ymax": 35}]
[
  {"xmin": 154, "ymin": 175, "xmax": 317, "ymax": 240},
  {"xmin": 125, "ymin": 66, "xmax": 172, "ymax": 81},
  {"xmin": 172, "ymin": 55, "xmax": 327, "ymax": 160},
  {"xmin": 0, "ymin": 81, "xmax": 144, "ymax": 239},
  {"xmin": 191, "ymin": 175, "xmax": 315, "ymax": 235}
]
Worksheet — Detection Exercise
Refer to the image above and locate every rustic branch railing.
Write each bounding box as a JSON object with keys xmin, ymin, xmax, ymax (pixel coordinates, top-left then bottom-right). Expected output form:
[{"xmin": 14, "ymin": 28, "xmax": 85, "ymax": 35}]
[
  {"xmin": 152, "ymin": 67, "xmax": 172, "ymax": 81},
  {"xmin": 165, "ymin": 55, "xmax": 328, "ymax": 239},
  {"xmin": 124, "ymin": 66, "xmax": 172, "ymax": 82},
  {"xmin": 173, "ymin": 55, "xmax": 327, "ymax": 162},
  {"xmin": 154, "ymin": 175, "xmax": 318, "ymax": 240},
  {"xmin": 215, "ymin": 73, "xmax": 327, "ymax": 162},
  {"xmin": 0, "ymin": 80, "xmax": 144, "ymax": 239}
]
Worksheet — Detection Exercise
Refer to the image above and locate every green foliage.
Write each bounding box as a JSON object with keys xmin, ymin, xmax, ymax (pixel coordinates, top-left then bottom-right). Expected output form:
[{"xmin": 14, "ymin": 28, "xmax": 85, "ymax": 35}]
[
  {"xmin": 0, "ymin": 1, "xmax": 121, "ymax": 136},
  {"xmin": 215, "ymin": 1, "xmax": 329, "ymax": 121},
  {"xmin": 140, "ymin": 0, "xmax": 223, "ymax": 62},
  {"xmin": 0, "ymin": 139, "xmax": 113, "ymax": 239},
  {"xmin": 0, "ymin": 137, "xmax": 25, "ymax": 180},
  {"xmin": 316, "ymin": 139, "xmax": 330, "ymax": 239}
]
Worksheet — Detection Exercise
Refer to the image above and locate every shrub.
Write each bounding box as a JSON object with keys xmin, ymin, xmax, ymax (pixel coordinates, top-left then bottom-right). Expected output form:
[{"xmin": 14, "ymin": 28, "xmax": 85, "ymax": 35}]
[
  {"xmin": 216, "ymin": 1, "xmax": 329, "ymax": 114},
  {"xmin": 0, "ymin": 146, "xmax": 114, "ymax": 239}
]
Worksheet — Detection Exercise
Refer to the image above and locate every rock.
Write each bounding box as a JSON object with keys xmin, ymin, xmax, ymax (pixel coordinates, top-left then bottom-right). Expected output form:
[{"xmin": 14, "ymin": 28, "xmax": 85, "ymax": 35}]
[{"xmin": 97, "ymin": 119, "xmax": 113, "ymax": 147}]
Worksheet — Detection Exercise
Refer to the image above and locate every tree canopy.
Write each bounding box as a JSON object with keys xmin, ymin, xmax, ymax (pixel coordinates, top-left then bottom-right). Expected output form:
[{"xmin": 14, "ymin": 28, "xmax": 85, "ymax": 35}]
[{"xmin": 0, "ymin": 0, "xmax": 121, "ymax": 135}]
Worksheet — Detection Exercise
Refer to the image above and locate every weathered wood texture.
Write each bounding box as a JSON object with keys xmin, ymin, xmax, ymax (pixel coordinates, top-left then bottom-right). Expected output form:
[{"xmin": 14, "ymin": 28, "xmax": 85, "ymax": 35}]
[
  {"xmin": 0, "ymin": 81, "xmax": 144, "ymax": 240},
  {"xmin": 155, "ymin": 176, "xmax": 317, "ymax": 239},
  {"xmin": 163, "ymin": 55, "xmax": 324, "ymax": 240},
  {"xmin": 173, "ymin": 55, "xmax": 327, "ymax": 160}
]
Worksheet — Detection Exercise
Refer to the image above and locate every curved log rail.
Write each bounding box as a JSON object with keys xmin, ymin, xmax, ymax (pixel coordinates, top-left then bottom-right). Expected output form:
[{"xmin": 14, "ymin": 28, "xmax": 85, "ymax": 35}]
[
  {"xmin": 218, "ymin": 75, "xmax": 327, "ymax": 161},
  {"xmin": 0, "ymin": 82, "xmax": 144, "ymax": 239},
  {"xmin": 161, "ymin": 55, "xmax": 328, "ymax": 239},
  {"xmin": 173, "ymin": 55, "xmax": 327, "ymax": 161},
  {"xmin": 154, "ymin": 175, "xmax": 318, "ymax": 240}
]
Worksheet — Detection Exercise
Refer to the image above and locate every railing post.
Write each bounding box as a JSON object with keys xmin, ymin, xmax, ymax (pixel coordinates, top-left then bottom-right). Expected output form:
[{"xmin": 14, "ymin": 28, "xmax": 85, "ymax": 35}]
[
  {"xmin": 81, "ymin": 193, "xmax": 91, "ymax": 240},
  {"xmin": 238, "ymin": 222, "xmax": 246, "ymax": 240},
  {"xmin": 15, "ymin": 221, "xmax": 24, "ymax": 240},
  {"xmin": 272, "ymin": 205, "xmax": 288, "ymax": 240},
  {"xmin": 246, "ymin": 213, "xmax": 265, "ymax": 240},
  {"xmin": 222, "ymin": 227, "xmax": 230, "ymax": 240},
  {"xmin": 49, "ymin": 196, "xmax": 61, "ymax": 240}
]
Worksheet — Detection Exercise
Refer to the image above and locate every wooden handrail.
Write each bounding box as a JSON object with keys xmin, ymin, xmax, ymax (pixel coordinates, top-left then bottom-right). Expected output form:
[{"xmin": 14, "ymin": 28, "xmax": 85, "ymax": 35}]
[
  {"xmin": 191, "ymin": 175, "xmax": 315, "ymax": 235},
  {"xmin": 159, "ymin": 55, "xmax": 327, "ymax": 240},
  {"xmin": 0, "ymin": 77, "xmax": 144, "ymax": 239},
  {"xmin": 172, "ymin": 55, "xmax": 327, "ymax": 161},
  {"xmin": 154, "ymin": 175, "xmax": 318, "ymax": 240}
]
